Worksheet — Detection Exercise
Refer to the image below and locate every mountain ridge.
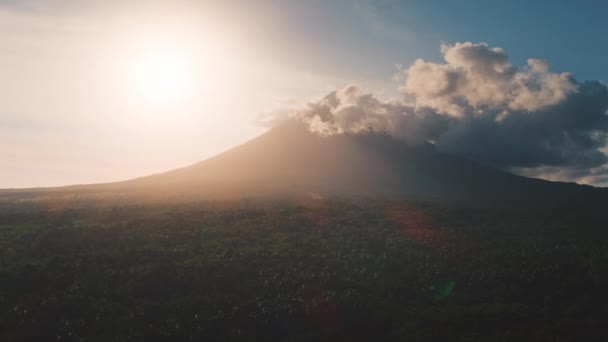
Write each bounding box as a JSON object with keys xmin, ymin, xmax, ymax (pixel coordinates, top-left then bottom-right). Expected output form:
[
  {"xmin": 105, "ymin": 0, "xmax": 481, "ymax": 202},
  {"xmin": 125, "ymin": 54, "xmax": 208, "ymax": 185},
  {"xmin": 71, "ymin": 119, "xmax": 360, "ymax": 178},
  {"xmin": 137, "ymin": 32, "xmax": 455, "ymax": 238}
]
[{"xmin": 1, "ymin": 121, "xmax": 607, "ymax": 207}]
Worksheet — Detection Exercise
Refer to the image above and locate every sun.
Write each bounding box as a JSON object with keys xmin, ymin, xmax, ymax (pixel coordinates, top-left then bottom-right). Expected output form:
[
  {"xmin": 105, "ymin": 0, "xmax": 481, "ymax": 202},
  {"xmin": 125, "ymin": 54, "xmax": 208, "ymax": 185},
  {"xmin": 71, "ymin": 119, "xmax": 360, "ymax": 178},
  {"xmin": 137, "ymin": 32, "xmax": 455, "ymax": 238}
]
[
  {"xmin": 131, "ymin": 49, "xmax": 197, "ymax": 108},
  {"xmin": 124, "ymin": 36, "xmax": 236, "ymax": 112}
]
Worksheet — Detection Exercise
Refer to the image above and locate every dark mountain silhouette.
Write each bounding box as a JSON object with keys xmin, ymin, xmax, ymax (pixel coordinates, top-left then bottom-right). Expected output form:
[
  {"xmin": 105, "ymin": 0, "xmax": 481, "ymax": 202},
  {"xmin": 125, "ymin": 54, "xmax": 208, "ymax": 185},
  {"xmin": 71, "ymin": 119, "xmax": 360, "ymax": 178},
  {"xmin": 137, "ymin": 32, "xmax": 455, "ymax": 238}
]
[{"xmin": 2, "ymin": 121, "xmax": 607, "ymax": 207}]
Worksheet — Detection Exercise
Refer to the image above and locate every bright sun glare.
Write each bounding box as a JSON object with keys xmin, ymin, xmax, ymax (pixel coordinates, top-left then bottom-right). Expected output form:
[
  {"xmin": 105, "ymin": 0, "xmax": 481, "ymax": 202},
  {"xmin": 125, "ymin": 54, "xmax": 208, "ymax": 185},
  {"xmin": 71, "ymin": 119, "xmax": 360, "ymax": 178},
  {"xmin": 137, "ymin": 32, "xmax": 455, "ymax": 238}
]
[
  {"xmin": 126, "ymin": 34, "xmax": 236, "ymax": 113},
  {"xmin": 131, "ymin": 49, "xmax": 197, "ymax": 108}
]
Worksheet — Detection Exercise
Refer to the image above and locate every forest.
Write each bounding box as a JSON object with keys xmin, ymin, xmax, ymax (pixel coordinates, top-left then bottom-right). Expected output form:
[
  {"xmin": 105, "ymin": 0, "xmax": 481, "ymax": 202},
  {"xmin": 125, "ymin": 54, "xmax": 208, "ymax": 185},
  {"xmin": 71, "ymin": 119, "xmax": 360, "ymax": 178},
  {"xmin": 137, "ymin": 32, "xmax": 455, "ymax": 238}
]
[{"xmin": 1, "ymin": 199, "xmax": 607, "ymax": 341}]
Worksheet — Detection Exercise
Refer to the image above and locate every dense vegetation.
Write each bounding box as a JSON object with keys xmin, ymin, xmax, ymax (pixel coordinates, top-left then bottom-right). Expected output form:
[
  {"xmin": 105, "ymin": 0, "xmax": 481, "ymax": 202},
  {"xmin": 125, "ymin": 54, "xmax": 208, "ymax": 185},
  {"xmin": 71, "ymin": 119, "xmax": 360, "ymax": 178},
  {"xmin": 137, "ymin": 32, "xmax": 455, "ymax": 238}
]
[{"xmin": 1, "ymin": 199, "xmax": 607, "ymax": 341}]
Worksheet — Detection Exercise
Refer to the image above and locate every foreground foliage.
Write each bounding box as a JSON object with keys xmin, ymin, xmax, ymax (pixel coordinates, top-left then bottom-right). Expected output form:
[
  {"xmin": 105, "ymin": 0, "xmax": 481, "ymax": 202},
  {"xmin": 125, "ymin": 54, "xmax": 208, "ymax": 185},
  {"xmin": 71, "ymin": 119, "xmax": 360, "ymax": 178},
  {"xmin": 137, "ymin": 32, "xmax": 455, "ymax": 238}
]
[{"xmin": 1, "ymin": 199, "xmax": 607, "ymax": 341}]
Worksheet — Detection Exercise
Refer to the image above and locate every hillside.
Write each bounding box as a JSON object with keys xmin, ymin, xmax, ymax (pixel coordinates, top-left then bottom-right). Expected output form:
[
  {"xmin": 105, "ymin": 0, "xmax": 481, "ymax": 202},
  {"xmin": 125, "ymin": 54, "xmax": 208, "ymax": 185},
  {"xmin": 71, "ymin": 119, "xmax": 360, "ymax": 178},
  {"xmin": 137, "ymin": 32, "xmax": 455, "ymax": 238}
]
[{"xmin": 1, "ymin": 121, "xmax": 607, "ymax": 207}]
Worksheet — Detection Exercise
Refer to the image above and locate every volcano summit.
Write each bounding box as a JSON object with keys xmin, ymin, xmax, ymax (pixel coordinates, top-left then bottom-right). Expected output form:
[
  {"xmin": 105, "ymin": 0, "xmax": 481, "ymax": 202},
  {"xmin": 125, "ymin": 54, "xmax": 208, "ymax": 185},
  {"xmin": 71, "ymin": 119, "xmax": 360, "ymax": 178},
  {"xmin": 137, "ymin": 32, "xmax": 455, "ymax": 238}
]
[{"xmin": 3, "ymin": 121, "xmax": 607, "ymax": 208}]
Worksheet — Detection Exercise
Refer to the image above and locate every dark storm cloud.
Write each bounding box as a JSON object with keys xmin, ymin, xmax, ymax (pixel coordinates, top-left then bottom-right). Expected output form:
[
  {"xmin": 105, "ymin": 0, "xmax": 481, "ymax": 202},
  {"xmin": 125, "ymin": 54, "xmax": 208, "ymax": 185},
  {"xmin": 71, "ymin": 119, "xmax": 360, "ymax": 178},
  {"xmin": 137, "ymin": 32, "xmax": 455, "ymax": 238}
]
[{"xmin": 278, "ymin": 42, "xmax": 608, "ymax": 184}]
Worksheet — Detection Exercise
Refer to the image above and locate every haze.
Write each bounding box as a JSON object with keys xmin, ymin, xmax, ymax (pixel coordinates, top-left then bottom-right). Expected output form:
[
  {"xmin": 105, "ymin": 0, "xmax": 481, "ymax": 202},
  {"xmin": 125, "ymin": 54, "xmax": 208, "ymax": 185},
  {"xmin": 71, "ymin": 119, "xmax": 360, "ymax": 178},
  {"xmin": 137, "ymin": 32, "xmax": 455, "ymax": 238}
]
[
  {"xmin": 4, "ymin": 3, "xmax": 608, "ymax": 341},
  {"xmin": 2, "ymin": 0, "xmax": 608, "ymax": 188}
]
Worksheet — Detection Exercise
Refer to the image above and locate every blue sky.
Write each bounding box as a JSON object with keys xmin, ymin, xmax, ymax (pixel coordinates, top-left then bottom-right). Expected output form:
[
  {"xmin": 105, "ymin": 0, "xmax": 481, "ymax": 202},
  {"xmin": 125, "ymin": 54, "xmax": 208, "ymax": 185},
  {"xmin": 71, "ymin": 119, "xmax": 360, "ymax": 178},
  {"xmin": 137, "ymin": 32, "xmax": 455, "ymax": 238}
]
[
  {"xmin": 264, "ymin": 0, "xmax": 608, "ymax": 84},
  {"xmin": 7, "ymin": 0, "xmax": 607, "ymax": 82}
]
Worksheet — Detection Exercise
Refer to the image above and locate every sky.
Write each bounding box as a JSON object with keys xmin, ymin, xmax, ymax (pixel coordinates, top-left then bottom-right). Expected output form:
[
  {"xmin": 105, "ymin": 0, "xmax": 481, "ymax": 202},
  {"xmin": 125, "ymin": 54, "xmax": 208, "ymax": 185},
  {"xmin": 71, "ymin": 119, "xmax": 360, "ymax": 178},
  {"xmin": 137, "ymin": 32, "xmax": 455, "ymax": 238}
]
[{"xmin": 1, "ymin": 0, "xmax": 608, "ymax": 188}]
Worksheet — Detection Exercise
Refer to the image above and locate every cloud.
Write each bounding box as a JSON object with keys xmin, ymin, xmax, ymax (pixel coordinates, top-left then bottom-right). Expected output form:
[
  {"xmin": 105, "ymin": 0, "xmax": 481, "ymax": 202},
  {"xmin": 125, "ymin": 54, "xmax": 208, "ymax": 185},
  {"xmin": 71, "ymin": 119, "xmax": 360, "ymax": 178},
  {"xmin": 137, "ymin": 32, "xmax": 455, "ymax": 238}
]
[
  {"xmin": 516, "ymin": 165, "xmax": 608, "ymax": 187},
  {"xmin": 275, "ymin": 42, "xmax": 608, "ymax": 185},
  {"xmin": 290, "ymin": 85, "xmax": 447, "ymax": 144},
  {"xmin": 401, "ymin": 42, "xmax": 578, "ymax": 116}
]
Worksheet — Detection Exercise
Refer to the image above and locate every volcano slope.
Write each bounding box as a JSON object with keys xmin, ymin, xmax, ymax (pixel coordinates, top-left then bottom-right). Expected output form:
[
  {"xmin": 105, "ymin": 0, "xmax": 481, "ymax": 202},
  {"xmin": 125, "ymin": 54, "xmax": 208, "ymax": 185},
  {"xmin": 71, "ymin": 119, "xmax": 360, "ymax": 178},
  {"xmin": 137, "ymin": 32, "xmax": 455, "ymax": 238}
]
[
  {"xmin": 2, "ymin": 122, "xmax": 608, "ymax": 341},
  {"xmin": 2, "ymin": 121, "xmax": 607, "ymax": 208}
]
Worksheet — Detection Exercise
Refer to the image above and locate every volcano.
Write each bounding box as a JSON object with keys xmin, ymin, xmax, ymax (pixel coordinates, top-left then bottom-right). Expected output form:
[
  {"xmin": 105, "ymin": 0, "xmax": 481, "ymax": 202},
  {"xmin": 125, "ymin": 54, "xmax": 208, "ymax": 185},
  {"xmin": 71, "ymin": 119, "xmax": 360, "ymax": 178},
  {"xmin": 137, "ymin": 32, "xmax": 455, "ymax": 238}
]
[{"xmin": 2, "ymin": 121, "xmax": 608, "ymax": 207}]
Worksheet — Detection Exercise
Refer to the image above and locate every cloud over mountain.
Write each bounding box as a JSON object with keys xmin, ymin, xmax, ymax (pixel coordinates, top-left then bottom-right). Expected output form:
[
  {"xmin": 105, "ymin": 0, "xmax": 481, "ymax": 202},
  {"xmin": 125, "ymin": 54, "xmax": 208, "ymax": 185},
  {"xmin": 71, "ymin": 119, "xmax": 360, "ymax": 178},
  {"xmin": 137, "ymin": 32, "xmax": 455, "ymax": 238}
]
[
  {"xmin": 402, "ymin": 42, "xmax": 578, "ymax": 117},
  {"xmin": 279, "ymin": 42, "xmax": 608, "ymax": 185}
]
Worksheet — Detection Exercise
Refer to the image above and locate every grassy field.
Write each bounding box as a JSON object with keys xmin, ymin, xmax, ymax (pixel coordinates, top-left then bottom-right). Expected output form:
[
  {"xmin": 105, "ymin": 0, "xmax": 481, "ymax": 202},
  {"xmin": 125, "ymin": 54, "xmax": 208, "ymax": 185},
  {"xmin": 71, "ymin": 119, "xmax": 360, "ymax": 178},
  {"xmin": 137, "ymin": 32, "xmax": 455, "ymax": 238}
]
[{"xmin": 1, "ymin": 199, "xmax": 607, "ymax": 341}]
